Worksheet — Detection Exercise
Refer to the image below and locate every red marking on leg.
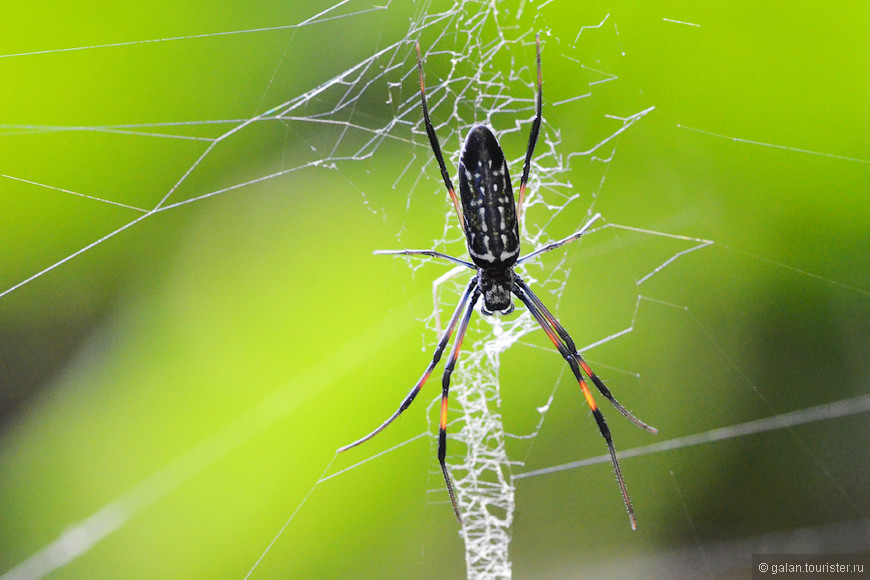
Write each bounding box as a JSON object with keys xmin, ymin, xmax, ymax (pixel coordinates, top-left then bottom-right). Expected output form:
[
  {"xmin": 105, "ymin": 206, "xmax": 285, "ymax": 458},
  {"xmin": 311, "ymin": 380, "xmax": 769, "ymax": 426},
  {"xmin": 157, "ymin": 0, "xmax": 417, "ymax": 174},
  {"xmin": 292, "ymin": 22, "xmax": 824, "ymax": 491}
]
[
  {"xmin": 539, "ymin": 323, "xmax": 560, "ymax": 347},
  {"xmin": 517, "ymin": 183, "xmax": 527, "ymax": 223},
  {"xmin": 579, "ymin": 380, "xmax": 598, "ymax": 411},
  {"xmin": 416, "ymin": 42, "xmax": 426, "ymax": 94},
  {"xmin": 440, "ymin": 396, "xmax": 449, "ymax": 429},
  {"xmin": 448, "ymin": 187, "xmax": 465, "ymax": 230}
]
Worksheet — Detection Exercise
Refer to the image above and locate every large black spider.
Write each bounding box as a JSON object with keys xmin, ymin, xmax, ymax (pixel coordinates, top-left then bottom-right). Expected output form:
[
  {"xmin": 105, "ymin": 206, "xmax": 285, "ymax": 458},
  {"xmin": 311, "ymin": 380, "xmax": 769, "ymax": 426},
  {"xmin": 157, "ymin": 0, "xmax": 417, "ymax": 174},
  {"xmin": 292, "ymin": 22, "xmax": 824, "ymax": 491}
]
[{"xmin": 339, "ymin": 35, "xmax": 656, "ymax": 528}]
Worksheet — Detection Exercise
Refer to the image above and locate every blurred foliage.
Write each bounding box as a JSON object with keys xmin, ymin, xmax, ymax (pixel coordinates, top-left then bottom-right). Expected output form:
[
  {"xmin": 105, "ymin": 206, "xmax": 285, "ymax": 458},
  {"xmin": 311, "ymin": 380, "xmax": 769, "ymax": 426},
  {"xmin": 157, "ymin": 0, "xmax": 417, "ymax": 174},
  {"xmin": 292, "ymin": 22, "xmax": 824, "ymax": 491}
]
[{"xmin": 1, "ymin": 0, "xmax": 868, "ymax": 578}]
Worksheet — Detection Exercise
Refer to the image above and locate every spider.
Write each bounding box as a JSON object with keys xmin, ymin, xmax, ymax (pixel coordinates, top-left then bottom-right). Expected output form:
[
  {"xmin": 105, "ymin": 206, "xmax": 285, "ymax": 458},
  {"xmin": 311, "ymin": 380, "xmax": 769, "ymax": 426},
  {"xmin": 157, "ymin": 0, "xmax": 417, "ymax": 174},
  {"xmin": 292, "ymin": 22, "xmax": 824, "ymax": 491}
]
[{"xmin": 338, "ymin": 35, "xmax": 656, "ymax": 528}]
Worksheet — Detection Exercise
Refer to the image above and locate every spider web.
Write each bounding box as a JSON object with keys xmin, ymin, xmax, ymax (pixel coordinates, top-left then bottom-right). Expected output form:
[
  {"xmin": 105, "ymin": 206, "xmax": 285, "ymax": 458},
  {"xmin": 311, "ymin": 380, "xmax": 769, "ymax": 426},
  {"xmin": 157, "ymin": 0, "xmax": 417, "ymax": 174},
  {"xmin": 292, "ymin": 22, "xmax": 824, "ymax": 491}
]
[
  {"xmin": 397, "ymin": 14, "xmax": 656, "ymax": 577},
  {"xmin": 1, "ymin": 1, "xmax": 868, "ymax": 579}
]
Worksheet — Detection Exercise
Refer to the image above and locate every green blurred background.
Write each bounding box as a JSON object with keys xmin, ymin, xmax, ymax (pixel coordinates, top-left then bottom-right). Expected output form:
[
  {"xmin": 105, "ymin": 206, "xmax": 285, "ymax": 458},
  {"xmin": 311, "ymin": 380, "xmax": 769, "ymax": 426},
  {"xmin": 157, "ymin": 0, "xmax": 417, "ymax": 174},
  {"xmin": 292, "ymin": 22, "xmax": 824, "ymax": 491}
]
[{"xmin": 1, "ymin": 0, "xmax": 868, "ymax": 578}]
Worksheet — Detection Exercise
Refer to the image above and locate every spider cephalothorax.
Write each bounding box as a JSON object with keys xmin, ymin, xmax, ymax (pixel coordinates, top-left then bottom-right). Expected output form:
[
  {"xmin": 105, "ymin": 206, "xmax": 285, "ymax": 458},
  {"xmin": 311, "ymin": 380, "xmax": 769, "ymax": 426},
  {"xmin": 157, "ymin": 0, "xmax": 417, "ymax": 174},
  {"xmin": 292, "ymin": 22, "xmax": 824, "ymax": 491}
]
[
  {"xmin": 477, "ymin": 268, "xmax": 514, "ymax": 314},
  {"xmin": 338, "ymin": 35, "xmax": 656, "ymax": 528}
]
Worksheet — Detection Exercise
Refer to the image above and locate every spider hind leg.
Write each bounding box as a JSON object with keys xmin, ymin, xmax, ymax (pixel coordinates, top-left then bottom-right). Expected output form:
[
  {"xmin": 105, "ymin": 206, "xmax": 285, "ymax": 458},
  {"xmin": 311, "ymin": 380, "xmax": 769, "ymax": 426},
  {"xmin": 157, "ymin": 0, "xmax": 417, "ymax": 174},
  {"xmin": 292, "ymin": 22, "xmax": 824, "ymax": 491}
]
[
  {"xmin": 513, "ymin": 275, "xmax": 655, "ymax": 529},
  {"xmin": 437, "ymin": 285, "xmax": 480, "ymax": 523},
  {"xmin": 336, "ymin": 278, "xmax": 477, "ymax": 454}
]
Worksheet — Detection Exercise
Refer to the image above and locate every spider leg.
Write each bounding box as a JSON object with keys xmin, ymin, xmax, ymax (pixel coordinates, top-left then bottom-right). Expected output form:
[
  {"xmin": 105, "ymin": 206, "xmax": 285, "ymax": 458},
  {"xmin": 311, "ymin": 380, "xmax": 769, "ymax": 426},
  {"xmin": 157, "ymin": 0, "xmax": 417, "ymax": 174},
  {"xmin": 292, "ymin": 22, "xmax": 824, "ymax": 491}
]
[
  {"xmin": 516, "ymin": 33, "xmax": 543, "ymax": 226},
  {"xmin": 374, "ymin": 249, "xmax": 475, "ymax": 269},
  {"xmin": 438, "ymin": 286, "xmax": 480, "ymax": 523},
  {"xmin": 337, "ymin": 277, "xmax": 478, "ymax": 453},
  {"xmin": 515, "ymin": 276, "xmax": 656, "ymax": 433},
  {"xmin": 517, "ymin": 213, "xmax": 601, "ymax": 265},
  {"xmin": 513, "ymin": 277, "xmax": 645, "ymax": 530},
  {"xmin": 415, "ymin": 42, "xmax": 465, "ymax": 230}
]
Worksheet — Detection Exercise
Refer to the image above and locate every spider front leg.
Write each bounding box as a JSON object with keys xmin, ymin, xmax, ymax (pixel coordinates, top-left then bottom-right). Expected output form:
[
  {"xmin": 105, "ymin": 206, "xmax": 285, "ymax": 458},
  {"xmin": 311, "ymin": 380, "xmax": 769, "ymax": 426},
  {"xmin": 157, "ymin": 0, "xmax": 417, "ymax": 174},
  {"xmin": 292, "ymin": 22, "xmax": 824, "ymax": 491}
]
[
  {"xmin": 516, "ymin": 33, "xmax": 543, "ymax": 225},
  {"xmin": 337, "ymin": 277, "xmax": 477, "ymax": 453},
  {"xmin": 415, "ymin": 42, "xmax": 464, "ymax": 230}
]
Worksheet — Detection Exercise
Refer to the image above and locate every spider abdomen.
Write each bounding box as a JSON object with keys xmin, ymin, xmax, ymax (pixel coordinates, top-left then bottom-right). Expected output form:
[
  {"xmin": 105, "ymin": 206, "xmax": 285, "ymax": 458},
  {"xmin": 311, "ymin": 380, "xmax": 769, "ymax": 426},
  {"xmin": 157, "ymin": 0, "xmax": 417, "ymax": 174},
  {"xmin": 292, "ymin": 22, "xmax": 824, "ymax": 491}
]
[{"xmin": 458, "ymin": 125, "xmax": 520, "ymax": 270}]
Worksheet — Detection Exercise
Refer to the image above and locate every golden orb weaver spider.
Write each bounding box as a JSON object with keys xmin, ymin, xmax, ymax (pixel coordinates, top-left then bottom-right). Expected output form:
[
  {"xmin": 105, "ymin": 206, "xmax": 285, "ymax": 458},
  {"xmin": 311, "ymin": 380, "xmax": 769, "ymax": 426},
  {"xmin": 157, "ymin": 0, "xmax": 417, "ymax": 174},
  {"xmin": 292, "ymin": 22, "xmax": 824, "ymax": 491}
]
[{"xmin": 338, "ymin": 34, "xmax": 657, "ymax": 528}]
